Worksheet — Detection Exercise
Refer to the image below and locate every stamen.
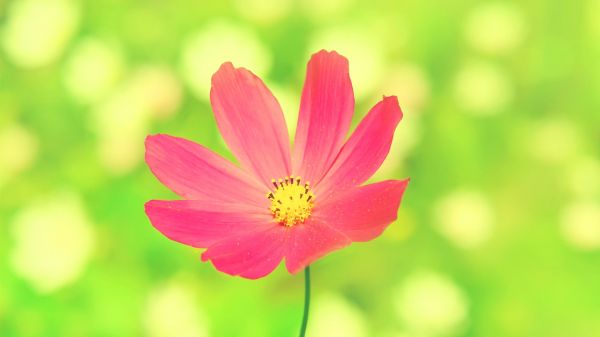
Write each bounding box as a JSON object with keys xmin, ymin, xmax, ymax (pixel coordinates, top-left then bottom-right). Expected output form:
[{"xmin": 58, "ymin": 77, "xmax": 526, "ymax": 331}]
[{"xmin": 266, "ymin": 175, "xmax": 315, "ymax": 227}]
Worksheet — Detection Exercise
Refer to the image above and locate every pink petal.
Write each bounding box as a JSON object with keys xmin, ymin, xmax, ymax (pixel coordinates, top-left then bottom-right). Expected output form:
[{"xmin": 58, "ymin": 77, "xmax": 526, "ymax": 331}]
[
  {"xmin": 145, "ymin": 134, "xmax": 268, "ymax": 208},
  {"xmin": 293, "ymin": 50, "xmax": 354, "ymax": 185},
  {"xmin": 201, "ymin": 226, "xmax": 286, "ymax": 279},
  {"xmin": 284, "ymin": 218, "xmax": 351, "ymax": 274},
  {"xmin": 210, "ymin": 63, "xmax": 292, "ymax": 187},
  {"xmin": 315, "ymin": 179, "xmax": 409, "ymax": 242},
  {"xmin": 316, "ymin": 96, "xmax": 403, "ymax": 198},
  {"xmin": 145, "ymin": 199, "xmax": 271, "ymax": 248}
]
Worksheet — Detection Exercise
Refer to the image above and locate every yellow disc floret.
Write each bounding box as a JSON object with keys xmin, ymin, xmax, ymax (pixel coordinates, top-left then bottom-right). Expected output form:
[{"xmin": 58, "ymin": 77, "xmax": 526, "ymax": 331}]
[{"xmin": 266, "ymin": 176, "xmax": 315, "ymax": 227}]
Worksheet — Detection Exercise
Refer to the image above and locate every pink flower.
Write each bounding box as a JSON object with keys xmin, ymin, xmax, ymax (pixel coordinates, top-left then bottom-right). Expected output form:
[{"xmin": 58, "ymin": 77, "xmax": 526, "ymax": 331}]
[{"xmin": 145, "ymin": 50, "xmax": 409, "ymax": 279}]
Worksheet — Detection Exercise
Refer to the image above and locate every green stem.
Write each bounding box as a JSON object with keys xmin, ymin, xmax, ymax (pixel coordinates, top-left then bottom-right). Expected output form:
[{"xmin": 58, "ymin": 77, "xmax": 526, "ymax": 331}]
[{"xmin": 298, "ymin": 265, "xmax": 311, "ymax": 337}]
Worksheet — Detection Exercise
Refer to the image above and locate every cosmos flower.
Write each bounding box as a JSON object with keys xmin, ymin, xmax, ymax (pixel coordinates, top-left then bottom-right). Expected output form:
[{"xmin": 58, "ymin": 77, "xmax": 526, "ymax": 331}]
[{"xmin": 145, "ymin": 50, "xmax": 409, "ymax": 279}]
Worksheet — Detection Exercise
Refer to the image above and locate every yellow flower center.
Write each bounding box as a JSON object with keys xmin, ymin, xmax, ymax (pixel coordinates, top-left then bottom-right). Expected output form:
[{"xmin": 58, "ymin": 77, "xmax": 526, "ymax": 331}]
[{"xmin": 266, "ymin": 176, "xmax": 315, "ymax": 227}]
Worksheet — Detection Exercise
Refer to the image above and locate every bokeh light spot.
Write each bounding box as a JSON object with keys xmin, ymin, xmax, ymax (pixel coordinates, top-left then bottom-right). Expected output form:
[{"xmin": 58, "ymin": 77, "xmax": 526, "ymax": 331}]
[
  {"xmin": 307, "ymin": 293, "xmax": 367, "ymax": 337},
  {"xmin": 1, "ymin": 0, "xmax": 80, "ymax": 67},
  {"xmin": 180, "ymin": 21, "xmax": 272, "ymax": 101},
  {"xmin": 10, "ymin": 192, "xmax": 95, "ymax": 293},
  {"xmin": 0, "ymin": 124, "xmax": 38, "ymax": 187},
  {"xmin": 93, "ymin": 65, "xmax": 182, "ymax": 174},
  {"xmin": 144, "ymin": 281, "xmax": 209, "ymax": 337},
  {"xmin": 454, "ymin": 61, "xmax": 514, "ymax": 114},
  {"xmin": 530, "ymin": 118, "xmax": 581, "ymax": 164},
  {"xmin": 464, "ymin": 3, "xmax": 526, "ymax": 55},
  {"xmin": 309, "ymin": 27, "xmax": 384, "ymax": 98},
  {"xmin": 561, "ymin": 201, "xmax": 600, "ymax": 250},
  {"xmin": 64, "ymin": 38, "xmax": 124, "ymax": 104},
  {"xmin": 233, "ymin": 0, "xmax": 293, "ymax": 25},
  {"xmin": 381, "ymin": 63, "xmax": 431, "ymax": 115},
  {"xmin": 394, "ymin": 271, "xmax": 469, "ymax": 337},
  {"xmin": 300, "ymin": 0, "xmax": 355, "ymax": 21},
  {"xmin": 434, "ymin": 189, "xmax": 494, "ymax": 249},
  {"xmin": 127, "ymin": 66, "xmax": 183, "ymax": 120}
]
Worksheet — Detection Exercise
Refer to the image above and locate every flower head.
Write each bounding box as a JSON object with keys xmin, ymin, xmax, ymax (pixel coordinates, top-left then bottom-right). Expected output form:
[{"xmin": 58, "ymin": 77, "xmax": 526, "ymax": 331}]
[{"xmin": 145, "ymin": 50, "xmax": 409, "ymax": 279}]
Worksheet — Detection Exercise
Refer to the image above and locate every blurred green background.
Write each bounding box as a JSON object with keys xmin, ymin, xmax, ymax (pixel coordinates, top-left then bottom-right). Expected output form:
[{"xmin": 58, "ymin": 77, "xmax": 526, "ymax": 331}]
[{"xmin": 1, "ymin": 0, "xmax": 599, "ymax": 336}]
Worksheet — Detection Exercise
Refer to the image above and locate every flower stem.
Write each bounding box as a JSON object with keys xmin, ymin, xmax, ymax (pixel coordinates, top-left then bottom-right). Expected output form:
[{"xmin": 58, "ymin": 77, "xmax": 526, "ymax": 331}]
[{"xmin": 299, "ymin": 265, "xmax": 311, "ymax": 337}]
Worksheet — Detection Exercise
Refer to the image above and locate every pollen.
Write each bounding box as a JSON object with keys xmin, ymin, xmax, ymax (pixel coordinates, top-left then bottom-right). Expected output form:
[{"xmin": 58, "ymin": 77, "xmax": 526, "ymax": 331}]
[{"xmin": 266, "ymin": 176, "xmax": 315, "ymax": 227}]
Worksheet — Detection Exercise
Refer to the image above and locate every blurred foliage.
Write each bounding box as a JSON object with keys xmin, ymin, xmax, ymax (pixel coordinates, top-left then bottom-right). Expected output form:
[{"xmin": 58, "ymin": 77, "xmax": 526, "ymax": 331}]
[{"xmin": 1, "ymin": 0, "xmax": 599, "ymax": 336}]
